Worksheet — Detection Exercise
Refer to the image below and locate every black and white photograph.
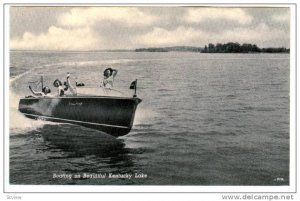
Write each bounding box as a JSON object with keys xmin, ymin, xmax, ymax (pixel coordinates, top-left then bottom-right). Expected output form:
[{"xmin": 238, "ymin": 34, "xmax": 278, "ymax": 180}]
[{"xmin": 1, "ymin": 1, "xmax": 298, "ymax": 200}]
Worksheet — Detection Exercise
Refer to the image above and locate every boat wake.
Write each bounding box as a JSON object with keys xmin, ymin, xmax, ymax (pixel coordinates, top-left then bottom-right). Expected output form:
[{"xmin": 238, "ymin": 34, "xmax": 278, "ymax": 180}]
[
  {"xmin": 9, "ymin": 91, "xmax": 60, "ymax": 135},
  {"xmin": 133, "ymin": 107, "xmax": 158, "ymax": 126},
  {"xmin": 50, "ymin": 59, "xmax": 135, "ymax": 68},
  {"xmin": 9, "ymin": 62, "xmax": 47, "ymax": 87}
]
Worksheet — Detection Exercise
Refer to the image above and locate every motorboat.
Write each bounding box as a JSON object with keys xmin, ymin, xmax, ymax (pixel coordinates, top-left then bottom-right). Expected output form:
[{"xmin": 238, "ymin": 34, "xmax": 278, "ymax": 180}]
[{"xmin": 18, "ymin": 77, "xmax": 141, "ymax": 137}]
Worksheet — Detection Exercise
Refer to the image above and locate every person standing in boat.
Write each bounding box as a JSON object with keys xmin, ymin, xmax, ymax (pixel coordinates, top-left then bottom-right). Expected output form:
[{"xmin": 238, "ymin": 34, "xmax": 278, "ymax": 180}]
[
  {"xmin": 101, "ymin": 68, "xmax": 118, "ymax": 89},
  {"xmin": 28, "ymin": 85, "xmax": 52, "ymax": 97}
]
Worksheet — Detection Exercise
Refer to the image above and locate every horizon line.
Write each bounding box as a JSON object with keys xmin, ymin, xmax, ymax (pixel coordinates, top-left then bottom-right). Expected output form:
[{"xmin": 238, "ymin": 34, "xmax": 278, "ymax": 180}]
[{"xmin": 10, "ymin": 45, "xmax": 290, "ymax": 52}]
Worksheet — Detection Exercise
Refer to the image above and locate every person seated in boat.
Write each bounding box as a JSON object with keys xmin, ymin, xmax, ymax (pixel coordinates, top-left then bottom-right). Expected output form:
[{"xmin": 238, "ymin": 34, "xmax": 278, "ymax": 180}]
[
  {"xmin": 53, "ymin": 79, "xmax": 65, "ymax": 96},
  {"xmin": 28, "ymin": 85, "xmax": 52, "ymax": 97},
  {"xmin": 100, "ymin": 68, "xmax": 118, "ymax": 89},
  {"xmin": 64, "ymin": 72, "xmax": 77, "ymax": 96}
]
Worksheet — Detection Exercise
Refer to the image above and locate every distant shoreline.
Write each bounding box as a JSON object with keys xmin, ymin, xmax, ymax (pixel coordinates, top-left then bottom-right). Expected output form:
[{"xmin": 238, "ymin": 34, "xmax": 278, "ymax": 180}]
[
  {"xmin": 10, "ymin": 49, "xmax": 290, "ymax": 54},
  {"xmin": 135, "ymin": 43, "xmax": 290, "ymax": 53},
  {"xmin": 10, "ymin": 43, "xmax": 290, "ymax": 54}
]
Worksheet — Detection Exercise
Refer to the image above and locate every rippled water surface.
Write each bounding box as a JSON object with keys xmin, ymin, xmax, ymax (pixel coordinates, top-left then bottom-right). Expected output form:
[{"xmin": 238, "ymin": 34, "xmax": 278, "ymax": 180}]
[{"xmin": 9, "ymin": 51, "xmax": 289, "ymax": 185}]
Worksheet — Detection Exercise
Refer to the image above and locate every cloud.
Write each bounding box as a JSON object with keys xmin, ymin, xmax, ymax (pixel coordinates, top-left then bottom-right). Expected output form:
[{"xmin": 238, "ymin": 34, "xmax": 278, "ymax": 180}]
[
  {"xmin": 135, "ymin": 26, "xmax": 202, "ymax": 46},
  {"xmin": 184, "ymin": 8, "xmax": 253, "ymax": 25},
  {"xmin": 10, "ymin": 26, "xmax": 100, "ymax": 50},
  {"xmin": 57, "ymin": 7, "xmax": 157, "ymax": 27},
  {"xmin": 135, "ymin": 23, "xmax": 288, "ymax": 48},
  {"xmin": 218, "ymin": 23, "xmax": 288, "ymax": 47},
  {"xmin": 272, "ymin": 12, "xmax": 290, "ymax": 23},
  {"xmin": 10, "ymin": 7, "xmax": 290, "ymax": 50},
  {"xmin": 10, "ymin": 7, "xmax": 158, "ymax": 50}
]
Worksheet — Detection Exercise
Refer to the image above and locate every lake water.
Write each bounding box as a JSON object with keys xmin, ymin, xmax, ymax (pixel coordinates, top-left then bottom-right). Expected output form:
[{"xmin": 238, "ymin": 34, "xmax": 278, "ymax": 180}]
[{"xmin": 9, "ymin": 51, "xmax": 289, "ymax": 185}]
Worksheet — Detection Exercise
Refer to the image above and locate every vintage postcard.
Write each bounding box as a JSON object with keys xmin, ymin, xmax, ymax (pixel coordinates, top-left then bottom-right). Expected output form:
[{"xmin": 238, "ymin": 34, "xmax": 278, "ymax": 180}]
[{"xmin": 1, "ymin": 1, "xmax": 298, "ymax": 200}]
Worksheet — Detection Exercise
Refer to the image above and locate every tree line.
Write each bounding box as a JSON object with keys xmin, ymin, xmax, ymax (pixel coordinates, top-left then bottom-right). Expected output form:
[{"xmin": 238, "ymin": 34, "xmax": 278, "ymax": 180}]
[
  {"xmin": 134, "ymin": 43, "xmax": 289, "ymax": 53},
  {"xmin": 202, "ymin": 42, "xmax": 289, "ymax": 53}
]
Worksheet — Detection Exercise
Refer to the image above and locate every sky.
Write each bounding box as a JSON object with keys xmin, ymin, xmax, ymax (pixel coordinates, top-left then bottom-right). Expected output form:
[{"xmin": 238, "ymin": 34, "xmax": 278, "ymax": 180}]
[{"xmin": 10, "ymin": 6, "xmax": 290, "ymax": 51}]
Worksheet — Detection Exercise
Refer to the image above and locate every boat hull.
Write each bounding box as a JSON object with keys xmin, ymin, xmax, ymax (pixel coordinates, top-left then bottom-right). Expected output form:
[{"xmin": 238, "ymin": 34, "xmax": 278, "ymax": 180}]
[{"xmin": 18, "ymin": 96, "xmax": 141, "ymax": 137}]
